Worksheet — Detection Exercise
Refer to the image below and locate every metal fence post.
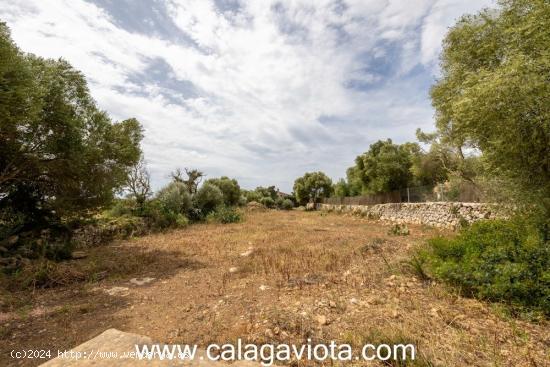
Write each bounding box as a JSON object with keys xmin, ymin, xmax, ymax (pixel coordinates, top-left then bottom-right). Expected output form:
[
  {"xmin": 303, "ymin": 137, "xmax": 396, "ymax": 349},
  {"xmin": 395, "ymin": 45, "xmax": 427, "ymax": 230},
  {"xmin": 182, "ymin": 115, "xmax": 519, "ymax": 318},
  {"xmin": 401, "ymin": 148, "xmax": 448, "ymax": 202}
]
[{"xmin": 407, "ymin": 187, "xmax": 410, "ymax": 203}]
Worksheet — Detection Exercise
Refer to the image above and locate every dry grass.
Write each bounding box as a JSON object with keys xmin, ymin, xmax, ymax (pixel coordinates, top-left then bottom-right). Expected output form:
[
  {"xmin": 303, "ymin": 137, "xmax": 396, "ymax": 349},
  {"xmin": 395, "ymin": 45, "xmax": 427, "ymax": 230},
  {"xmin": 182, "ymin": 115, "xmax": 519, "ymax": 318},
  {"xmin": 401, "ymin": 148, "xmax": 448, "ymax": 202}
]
[{"xmin": 1, "ymin": 210, "xmax": 548, "ymax": 366}]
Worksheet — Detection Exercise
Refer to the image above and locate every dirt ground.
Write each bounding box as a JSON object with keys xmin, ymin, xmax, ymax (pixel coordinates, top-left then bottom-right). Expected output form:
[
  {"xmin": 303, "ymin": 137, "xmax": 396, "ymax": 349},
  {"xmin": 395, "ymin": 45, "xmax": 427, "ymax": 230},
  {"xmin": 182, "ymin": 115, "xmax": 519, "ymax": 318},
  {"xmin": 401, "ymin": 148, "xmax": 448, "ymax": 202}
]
[{"xmin": 1, "ymin": 210, "xmax": 549, "ymax": 366}]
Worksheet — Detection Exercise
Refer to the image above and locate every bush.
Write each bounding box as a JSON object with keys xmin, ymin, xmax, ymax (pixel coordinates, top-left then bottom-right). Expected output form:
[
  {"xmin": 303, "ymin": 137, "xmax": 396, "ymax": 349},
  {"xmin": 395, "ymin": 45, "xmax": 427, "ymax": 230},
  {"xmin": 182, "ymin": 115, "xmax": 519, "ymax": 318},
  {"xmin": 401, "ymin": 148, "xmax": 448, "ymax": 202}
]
[
  {"xmin": 259, "ymin": 196, "xmax": 275, "ymax": 208},
  {"xmin": 425, "ymin": 219, "xmax": 550, "ymax": 315},
  {"xmin": 106, "ymin": 198, "xmax": 136, "ymax": 217},
  {"xmin": 280, "ymin": 198, "xmax": 294, "ymax": 210},
  {"xmin": 204, "ymin": 177, "xmax": 241, "ymax": 206},
  {"xmin": 141, "ymin": 199, "xmax": 188, "ymax": 230},
  {"xmin": 388, "ymin": 224, "xmax": 410, "ymax": 236},
  {"xmin": 206, "ymin": 205, "xmax": 242, "ymax": 224},
  {"xmin": 244, "ymin": 190, "xmax": 262, "ymax": 203},
  {"xmin": 156, "ymin": 182, "xmax": 192, "ymax": 215},
  {"xmin": 194, "ymin": 183, "xmax": 224, "ymax": 215},
  {"xmin": 238, "ymin": 195, "xmax": 248, "ymax": 206}
]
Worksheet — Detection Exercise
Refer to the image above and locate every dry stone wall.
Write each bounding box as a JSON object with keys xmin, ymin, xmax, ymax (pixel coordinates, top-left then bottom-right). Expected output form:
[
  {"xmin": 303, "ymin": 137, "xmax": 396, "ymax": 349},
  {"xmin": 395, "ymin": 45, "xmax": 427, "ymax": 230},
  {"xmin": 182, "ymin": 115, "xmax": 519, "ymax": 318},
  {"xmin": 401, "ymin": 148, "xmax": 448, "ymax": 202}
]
[{"xmin": 316, "ymin": 202, "xmax": 504, "ymax": 228}]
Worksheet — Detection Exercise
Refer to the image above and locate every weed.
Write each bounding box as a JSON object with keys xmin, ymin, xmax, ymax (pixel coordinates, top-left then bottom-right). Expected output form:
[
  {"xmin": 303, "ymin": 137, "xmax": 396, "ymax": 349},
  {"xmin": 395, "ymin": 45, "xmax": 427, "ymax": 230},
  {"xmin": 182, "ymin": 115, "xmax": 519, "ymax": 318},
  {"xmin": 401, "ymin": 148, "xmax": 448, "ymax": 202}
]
[
  {"xmin": 206, "ymin": 206, "xmax": 242, "ymax": 224},
  {"xmin": 388, "ymin": 224, "xmax": 410, "ymax": 236},
  {"xmin": 360, "ymin": 238, "xmax": 387, "ymax": 254},
  {"xmin": 403, "ymin": 254, "xmax": 431, "ymax": 282}
]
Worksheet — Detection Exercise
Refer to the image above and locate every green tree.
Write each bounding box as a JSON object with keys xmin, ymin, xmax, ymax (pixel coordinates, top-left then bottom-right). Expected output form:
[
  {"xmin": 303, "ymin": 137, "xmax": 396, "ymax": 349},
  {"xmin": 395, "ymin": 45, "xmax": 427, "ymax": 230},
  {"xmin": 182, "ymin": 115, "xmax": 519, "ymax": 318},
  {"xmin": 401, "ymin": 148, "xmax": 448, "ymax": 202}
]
[
  {"xmin": 156, "ymin": 182, "xmax": 192, "ymax": 215},
  {"xmin": 333, "ymin": 179, "xmax": 349, "ymax": 198},
  {"xmin": 254, "ymin": 186, "xmax": 278, "ymax": 200},
  {"xmin": 204, "ymin": 177, "xmax": 241, "ymax": 206},
  {"xmin": 345, "ymin": 166, "xmax": 363, "ymax": 196},
  {"xmin": 293, "ymin": 172, "xmax": 333, "ymax": 205},
  {"xmin": 430, "ymin": 0, "xmax": 550, "ymax": 206},
  {"xmin": 0, "ymin": 23, "xmax": 142, "ymax": 233},
  {"xmin": 194, "ymin": 183, "xmax": 223, "ymax": 215},
  {"xmin": 352, "ymin": 139, "xmax": 415, "ymax": 194}
]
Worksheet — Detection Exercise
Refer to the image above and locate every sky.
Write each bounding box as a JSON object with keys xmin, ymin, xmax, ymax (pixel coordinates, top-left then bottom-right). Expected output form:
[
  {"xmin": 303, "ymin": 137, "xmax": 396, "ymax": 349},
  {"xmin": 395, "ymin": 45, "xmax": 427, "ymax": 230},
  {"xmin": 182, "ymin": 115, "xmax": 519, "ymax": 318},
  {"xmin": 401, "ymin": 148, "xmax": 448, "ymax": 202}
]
[{"xmin": 0, "ymin": 0, "xmax": 494, "ymax": 192}]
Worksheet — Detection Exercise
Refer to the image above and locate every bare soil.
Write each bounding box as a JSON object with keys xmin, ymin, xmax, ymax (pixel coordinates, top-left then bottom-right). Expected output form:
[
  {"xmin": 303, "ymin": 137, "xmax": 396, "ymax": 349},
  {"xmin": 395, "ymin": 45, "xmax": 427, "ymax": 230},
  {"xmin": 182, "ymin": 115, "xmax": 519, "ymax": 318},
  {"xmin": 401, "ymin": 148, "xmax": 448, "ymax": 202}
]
[{"xmin": 1, "ymin": 210, "xmax": 549, "ymax": 366}]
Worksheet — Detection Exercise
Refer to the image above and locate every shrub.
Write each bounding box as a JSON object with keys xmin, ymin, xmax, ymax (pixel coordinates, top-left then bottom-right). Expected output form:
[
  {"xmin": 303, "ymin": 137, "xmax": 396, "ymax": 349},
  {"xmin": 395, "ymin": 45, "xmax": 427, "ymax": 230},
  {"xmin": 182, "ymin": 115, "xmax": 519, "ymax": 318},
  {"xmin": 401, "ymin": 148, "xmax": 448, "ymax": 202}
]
[
  {"xmin": 238, "ymin": 195, "xmax": 248, "ymax": 207},
  {"xmin": 280, "ymin": 198, "xmax": 294, "ymax": 210},
  {"xmin": 204, "ymin": 177, "xmax": 241, "ymax": 206},
  {"xmin": 106, "ymin": 198, "xmax": 136, "ymax": 217},
  {"xmin": 259, "ymin": 197, "xmax": 275, "ymax": 208},
  {"xmin": 388, "ymin": 224, "xmax": 410, "ymax": 236},
  {"xmin": 156, "ymin": 182, "xmax": 192, "ymax": 215},
  {"xmin": 141, "ymin": 199, "xmax": 188, "ymax": 230},
  {"xmin": 425, "ymin": 219, "xmax": 550, "ymax": 315},
  {"xmin": 244, "ymin": 190, "xmax": 262, "ymax": 203},
  {"xmin": 206, "ymin": 205, "xmax": 242, "ymax": 224},
  {"xmin": 194, "ymin": 183, "xmax": 224, "ymax": 215}
]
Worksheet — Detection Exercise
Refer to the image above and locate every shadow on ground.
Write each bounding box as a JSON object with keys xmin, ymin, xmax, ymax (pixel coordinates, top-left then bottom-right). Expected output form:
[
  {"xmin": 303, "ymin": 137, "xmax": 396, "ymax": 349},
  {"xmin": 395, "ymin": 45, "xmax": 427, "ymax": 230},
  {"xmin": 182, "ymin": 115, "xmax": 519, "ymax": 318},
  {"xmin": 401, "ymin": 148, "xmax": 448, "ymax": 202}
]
[{"xmin": 0, "ymin": 241, "xmax": 204, "ymax": 367}]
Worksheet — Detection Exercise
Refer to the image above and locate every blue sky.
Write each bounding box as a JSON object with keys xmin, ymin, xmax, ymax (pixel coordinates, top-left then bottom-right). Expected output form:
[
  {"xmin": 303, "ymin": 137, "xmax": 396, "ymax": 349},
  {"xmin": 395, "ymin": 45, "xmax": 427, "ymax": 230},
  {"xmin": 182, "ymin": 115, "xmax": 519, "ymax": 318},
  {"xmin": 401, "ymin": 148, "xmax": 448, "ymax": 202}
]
[{"xmin": 1, "ymin": 0, "xmax": 494, "ymax": 192}]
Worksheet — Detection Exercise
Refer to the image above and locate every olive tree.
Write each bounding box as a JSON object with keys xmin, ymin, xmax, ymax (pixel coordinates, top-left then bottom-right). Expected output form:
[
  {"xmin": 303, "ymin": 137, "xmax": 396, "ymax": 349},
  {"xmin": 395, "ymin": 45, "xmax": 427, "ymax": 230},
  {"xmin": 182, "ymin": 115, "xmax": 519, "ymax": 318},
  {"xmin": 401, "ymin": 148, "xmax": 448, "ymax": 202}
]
[
  {"xmin": 293, "ymin": 172, "xmax": 333, "ymax": 206},
  {"xmin": 204, "ymin": 177, "xmax": 241, "ymax": 206},
  {"xmin": 430, "ymin": 0, "xmax": 550, "ymax": 205}
]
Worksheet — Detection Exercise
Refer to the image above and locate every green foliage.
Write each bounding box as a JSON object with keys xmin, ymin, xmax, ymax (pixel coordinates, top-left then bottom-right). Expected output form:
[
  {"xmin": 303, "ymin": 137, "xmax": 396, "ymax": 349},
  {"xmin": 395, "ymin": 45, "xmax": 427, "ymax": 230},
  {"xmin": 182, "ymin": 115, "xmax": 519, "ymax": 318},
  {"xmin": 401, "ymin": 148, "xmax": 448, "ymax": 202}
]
[
  {"xmin": 425, "ymin": 219, "xmax": 550, "ymax": 315},
  {"xmin": 140, "ymin": 199, "xmax": 189, "ymax": 230},
  {"xmin": 254, "ymin": 186, "xmax": 278, "ymax": 200},
  {"xmin": 156, "ymin": 182, "xmax": 192, "ymax": 215},
  {"xmin": 354, "ymin": 140, "xmax": 415, "ymax": 194},
  {"xmin": 293, "ymin": 171, "xmax": 333, "ymax": 205},
  {"xmin": 243, "ymin": 190, "xmax": 262, "ymax": 203},
  {"xmin": 194, "ymin": 183, "xmax": 224, "ymax": 216},
  {"xmin": 388, "ymin": 224, "xmax": 410, "ymax": 236},
  {"xmin": 204, "ymin": 177, "xmax": 241, "ymax": 206},
  {"xmin": 431, "ymin": 0, "xmax": 550, "ymax": 207},
  {"xmin": 259, "ymin": 196, "xmax": 275, "ymax": 208},
  {"xmin": 206, "ymin": 205, "xmax": 242, "ymax": 224},
  {"xmin": 345, "ymin": 166, "xmax": 364, "ymax": 196},
  {"xmin": 341, "ymin": 138, "xmax": 448, "ymax": 198},
  {"xmin": 333, "ymin": 178, "xmax": 350, "ymax": 198},
  {"xmin": 106, "ymin": 199, "xmax": 136, "ymax": 218},
  {"xmin": 280, "ymin": 198, "xmax": 294, "ymax": 210},
  {"xmin": 410, "ymin": 147, "xmax": 449, "ymax": 187},
  {"xmin": 0, "ymin": 23, "xmax": 142, "ymax": 234},
  {"xmin": 238, "ymin": 195, "xmax": 248, "ymax": 206}
]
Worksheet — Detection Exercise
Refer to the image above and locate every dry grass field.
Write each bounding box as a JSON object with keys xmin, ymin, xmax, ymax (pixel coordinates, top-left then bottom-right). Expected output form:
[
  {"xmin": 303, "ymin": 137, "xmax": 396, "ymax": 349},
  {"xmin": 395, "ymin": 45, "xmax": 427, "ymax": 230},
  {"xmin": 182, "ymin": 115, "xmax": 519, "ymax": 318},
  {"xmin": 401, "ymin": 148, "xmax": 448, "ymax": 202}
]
[{"xmin": 1, "ymin": 210, "xmax": 549, "ymax": 366}]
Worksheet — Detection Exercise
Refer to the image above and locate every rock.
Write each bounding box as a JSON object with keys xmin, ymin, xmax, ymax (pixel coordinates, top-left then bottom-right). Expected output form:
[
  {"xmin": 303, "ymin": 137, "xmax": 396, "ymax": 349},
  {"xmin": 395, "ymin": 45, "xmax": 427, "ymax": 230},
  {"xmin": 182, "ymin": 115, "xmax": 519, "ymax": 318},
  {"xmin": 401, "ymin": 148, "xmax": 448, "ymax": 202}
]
[
  {"xmin": 104, "ymin": 287, "xmax": 130, "ymax": 296},
  {"xmin": 316, "ymin": 315, "xmax": 328, "ymax": 326},
  {"xmin": 349, "ymin": 298, "xmax": 358, "ymax": 305},
  {"xmin": 264, "ymin": 329, "xmax": 274, "ymax": 338},
  {"xmin": 259, "ymin": 285, "xmax": 269, "ymax": 291},
  {"xmin": 130, "ymin": 277, "xmax": 155, "ymax": 286},
  {"xmin": 71, "ymin": 251, "xmax": 87, "ymax": 259},
  {"xmin": 240, "ymin": 248, "xmax": 254, "ymax": 257},
  {"xmin": 229, "ymin": 267, "xmax": 239, "ymax": 273}
]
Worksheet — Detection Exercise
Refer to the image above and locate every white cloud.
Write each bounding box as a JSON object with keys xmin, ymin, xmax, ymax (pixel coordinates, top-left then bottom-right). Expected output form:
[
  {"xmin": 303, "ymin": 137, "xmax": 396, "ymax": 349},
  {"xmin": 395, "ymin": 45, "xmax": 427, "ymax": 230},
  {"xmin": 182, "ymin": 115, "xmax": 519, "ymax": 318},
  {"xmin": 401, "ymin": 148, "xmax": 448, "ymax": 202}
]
[{"xmin": 1, "ymin": 0, "xmax": 494, "ymax": 191}]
